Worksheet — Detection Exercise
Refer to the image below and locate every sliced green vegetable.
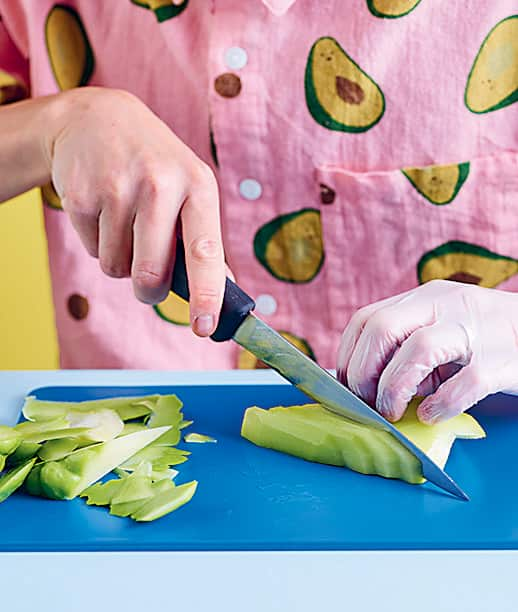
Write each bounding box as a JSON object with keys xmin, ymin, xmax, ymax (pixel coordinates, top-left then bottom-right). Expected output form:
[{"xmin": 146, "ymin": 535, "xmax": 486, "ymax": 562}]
[
  {"xmin": 0, "ymin": 455, "xmax": 5, "ymax": 471},
  {"xmin": 0, "ymin": 459, "xmax": 37, "ymax": 502},
  {"xmin": 111, "ymin": 464, "xmax": 155, "ymax": 505},
  {"xmin": 241, "ymin": 399, "xmax": 485, "ymax": 484},
  {"xmin": 15, "ymin": 417, "xmax": 69, "ymax": 434},
  {"xmin": 131, "ymin": 480, "xmax": 197, "ymax": 522},
  {"xmin": 146, "ymin": 395, "xmax": 183, "ymax": 445},
  {"xmin": 38, "ymin": 438, "xmax": 79, "ymax": 462},
  {"xmin": 120, "ymin": 446, "xmax": 190, "ymax": 471},
  {"xmin": 7, "ymin": 441, "xmax": 42, "ymax": 465},
  {"xmin": 184, "ymin": 433, "xmax": 217, "ymax": 444},
  {"xmin": 39, "ymin": 425, "xmax": 171, "ymax": 499},
  {"xmin": 0, "ymin": 425, "xmax": 22, "ymax": 455},
  {"xmin": 67, "ymin": 409, "xmax": 124, "ymax": 442},
  {"xmin": 119, "ymin": 423, "xmax": 148, "ymax": 436},
  {"xmin": 179, "ymin": 420, "xmax": 194, "ymax": 430},
  {"xmin": 22, "ymin": 395, "xmax": 159, "ymax": 422},
  {"xmin": 80, "ymin": 479, "xmax": 124, "ymax": 506},
  {"xmin": 109, "ymin": 477, "xmax": 173, "ymax": 518},
  {"xmin": 20, "ymin": 426, "xmax": 91, "ymax": 444},
  {"xmin": 24, "ymin": 464, "xmax": 44, "ymax": 496}
]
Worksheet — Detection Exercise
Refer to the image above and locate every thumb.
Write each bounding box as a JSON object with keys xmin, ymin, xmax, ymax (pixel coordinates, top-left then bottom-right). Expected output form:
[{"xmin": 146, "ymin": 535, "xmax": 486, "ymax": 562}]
[
  {"xmin": 225, "ymin": 263, "xmax": 236, "ymax": 282},
  {"xmin": 417, "ymin": 363, "xmax": 490, "ymax": 424}
]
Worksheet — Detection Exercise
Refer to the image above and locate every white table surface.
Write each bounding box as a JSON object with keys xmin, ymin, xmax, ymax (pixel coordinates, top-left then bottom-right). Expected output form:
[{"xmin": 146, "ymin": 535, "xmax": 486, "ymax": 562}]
[{"xmin": 0, "ymin": 370, "xmax": 516, "ymax": 612}]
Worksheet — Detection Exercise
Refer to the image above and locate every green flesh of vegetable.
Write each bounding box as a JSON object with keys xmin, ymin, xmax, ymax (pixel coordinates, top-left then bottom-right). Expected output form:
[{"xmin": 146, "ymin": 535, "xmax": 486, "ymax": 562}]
[
  {"xmin": 8, "ymin": 441, "xmax": 42, "ymax": 465},
  {"xmin": 0, "ymin": 459, "xmax": 37, "ymax": 502},
  {"xmin": 131, "ymin": 480, "xmax": 197, "ymax": 522},
  {"xmin": 0, "ymin": 425, "xmax": 22, "ymax": 455},
  {"xmin": 38, "ymin": 438, "xmax": 79, "ymax": 462},
  {"xmin": 38, "ymin": 425, "xmax": 171, "ymax": 499},
  {"xmin": 24, "ymin": 463, "xmax": 44, "ymax": 496},
  {"xmin": 241, "ymin": 399, "xmax": 485, "ymax": 484},
  {"xmin": 22, "ymin": 395, "xmax": 160, "ymax": 422},
  {"xmin": 184, "ymin": 433, "xmax": 217, "ymax": 444},
  {"xmin": 80, "ymin": 479, "xmax": 124, "ymax": 506},
  {"xmin": 119, "ymin": 445, "xmax": 190, "ymax": 471},
  {"xmin": 146, "ymin": 395, "xmax": 183, "ymax": 445}
]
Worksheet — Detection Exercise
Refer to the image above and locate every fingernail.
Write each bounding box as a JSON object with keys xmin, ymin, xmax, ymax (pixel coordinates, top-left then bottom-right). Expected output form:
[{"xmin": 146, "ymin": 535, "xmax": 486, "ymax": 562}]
[{"xmin": 193, "ymin": 314, "xmax": 214, "ymax": 336}]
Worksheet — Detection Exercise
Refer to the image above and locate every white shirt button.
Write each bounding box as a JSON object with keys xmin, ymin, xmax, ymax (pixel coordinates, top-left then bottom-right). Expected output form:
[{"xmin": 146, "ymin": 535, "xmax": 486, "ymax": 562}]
[
  {"xmin": 256, "ymin": 294, "xmax": 277, "ymax": 316},
  {"xmin": 239, "ymin": 178, "xmax": 262, "ymax": 200},
  {"xmin": 224, "ymin": 47, "xmax": 248, "ymax": 70}
]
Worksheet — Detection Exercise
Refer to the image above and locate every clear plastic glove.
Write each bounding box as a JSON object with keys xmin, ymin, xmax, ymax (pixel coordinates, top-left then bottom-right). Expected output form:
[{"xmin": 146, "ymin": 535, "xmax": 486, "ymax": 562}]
[
  {"xmin": 337, "ymin": 279, "xmax": 518, "ymax": 424},
  {"xmin": 46, "ymin": 87, "xmax": 225, "ymax": 337}
]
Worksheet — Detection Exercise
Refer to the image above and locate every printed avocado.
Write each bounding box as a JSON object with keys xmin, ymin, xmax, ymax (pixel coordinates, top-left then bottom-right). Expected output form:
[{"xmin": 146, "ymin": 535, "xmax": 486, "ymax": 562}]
[
  {"xmin": 0, "ymin": 70, "xmax": 27, "ymax": 105},
  {"xmin": 41, "ymin": 181, "xmax": 63, "ymax": 210},
  {"xmin": 465, "ymin": 16, "xmax": 518, "ymax": 114},
  {"xmin": 238, "ymin": 331, "xmax": 316, "ymax": 369},
  {"xmin": 305, "ymin": 37, "xmax": 385, "ymax": 132},
  {"xmin": 367, "ymin": 0, "xmax": 421, "ymax": 18},
  {"xmin": 45, "ymin": 4, "xmax": 94, "ymax": 91},
  {"xmin": 418, "ymin": 241, "xmax": 518, "ymax": 287},
  {"xmin": 254, "ymin": 209, "xmax": 324, "ymax": 283},
  {"xmin": 402, "ymin": 162, "xmax": 470, "ymax": 205},
  {"xmin": 154, "ymin": 291, "xmax": 190, "ymax": 325},
  {"xmin": 130, "ymin": 0, "xmax": 189, "ymax": 22}
]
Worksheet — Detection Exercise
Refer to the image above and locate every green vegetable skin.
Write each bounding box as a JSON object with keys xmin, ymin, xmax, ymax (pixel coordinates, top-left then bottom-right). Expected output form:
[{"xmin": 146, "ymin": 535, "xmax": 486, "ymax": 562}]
[
  {"xmin": 241, "ymin": 398, "xmax": 485, "ymax": 484},
  {"xmin": 36, "ymin": 426, "xmax": 171, "ymax": 500},
  {"xmin": 0, "ymin": 459, "xmax": 36, "ymax": 502},
  {"xmin": 0, "ymin": 425, "xmax": 22, "ymax": 455}
]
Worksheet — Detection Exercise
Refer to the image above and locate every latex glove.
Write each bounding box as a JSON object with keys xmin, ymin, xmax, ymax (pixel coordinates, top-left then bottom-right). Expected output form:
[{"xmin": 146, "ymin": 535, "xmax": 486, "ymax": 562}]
[
  {"xmin": 337, "ymin": 279, "xmax": 518, "ymax": 424},
  {"xmin": 47, "ymin": 87, "xmax": 224, "ymax": 337}
]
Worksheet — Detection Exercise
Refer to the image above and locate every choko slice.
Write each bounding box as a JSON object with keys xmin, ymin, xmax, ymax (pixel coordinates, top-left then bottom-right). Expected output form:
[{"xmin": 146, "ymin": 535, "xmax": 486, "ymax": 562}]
[{"xmin": 241, "ymin": 398, "xmax": 485, "ymax": 484}]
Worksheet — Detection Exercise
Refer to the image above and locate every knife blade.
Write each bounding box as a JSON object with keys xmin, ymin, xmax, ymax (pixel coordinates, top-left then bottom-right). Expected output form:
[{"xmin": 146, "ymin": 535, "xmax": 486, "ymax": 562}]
[{"xmin": 171, "ymin": 238, "xmax": 468, "ymax": 500}]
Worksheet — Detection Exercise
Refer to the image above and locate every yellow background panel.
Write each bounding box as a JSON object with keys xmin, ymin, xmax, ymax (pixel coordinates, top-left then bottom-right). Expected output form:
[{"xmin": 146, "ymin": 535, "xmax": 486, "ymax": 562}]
[{"xmin": 0, "ymin": 190, "xmax": 59, "ymax": 369}]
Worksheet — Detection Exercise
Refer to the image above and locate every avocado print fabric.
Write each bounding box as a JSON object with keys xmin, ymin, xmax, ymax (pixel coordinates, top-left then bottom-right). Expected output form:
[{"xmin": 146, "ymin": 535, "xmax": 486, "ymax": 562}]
[{"xmin": 0, "ymin": 1, "xmax": 515, "ymax": 371}]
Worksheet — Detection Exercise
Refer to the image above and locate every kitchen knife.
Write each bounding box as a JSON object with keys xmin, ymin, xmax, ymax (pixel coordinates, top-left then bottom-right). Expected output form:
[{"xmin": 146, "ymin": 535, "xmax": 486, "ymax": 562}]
[{"xmin": 171, "ymin": 238, "xmax": 468, "ymax": 500}]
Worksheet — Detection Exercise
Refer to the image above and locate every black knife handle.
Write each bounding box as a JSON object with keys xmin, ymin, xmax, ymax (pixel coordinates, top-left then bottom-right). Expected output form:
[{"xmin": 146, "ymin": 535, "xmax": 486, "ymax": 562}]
[{"xmin": 171, "ymin": 237, "xmax": 256, "ymax": 342}]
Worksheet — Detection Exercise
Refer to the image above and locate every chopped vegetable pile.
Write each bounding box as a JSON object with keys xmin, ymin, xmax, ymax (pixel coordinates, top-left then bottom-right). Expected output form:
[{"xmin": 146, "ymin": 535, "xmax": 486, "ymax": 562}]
[
  {"xmin": 0, "ymin": 393, "xmax": 213, "ymax": 522},
  {"xmin": 241, "ymin": 397, "xmax": 486, "ymax": 484}
]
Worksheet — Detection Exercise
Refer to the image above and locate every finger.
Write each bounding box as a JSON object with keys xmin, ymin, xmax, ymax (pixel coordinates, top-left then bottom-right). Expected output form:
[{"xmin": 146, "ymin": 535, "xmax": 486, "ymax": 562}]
[
  {"xmin": 98, "ymin": 198, "xmax": 135, "ymax": 278},
  {"xmin": 347, "ymin": 292, "xmax": 434, "ymax": 404},
  {"xmin": 181, "ymin": 164, "xmax": 225, "ymax": 337},
  {"xmin": 375, "ymin": 322, "xmax": 472, "ymax": 422},
  {"xmin": 336, "ymin": 293, "xmax": 401, "ymax": 386},
  {"xmin": 62, "ymin": 196, "xmax": 100, "ymax": 258},
  {"xmin": 132, "ymin": 176, "xmax": 185, "ymax": 304},
  {"xmin": 416, "ymin": 363, "xmax": 492, "ymax": 424},
  {"xmin": 225, "ymin": 263, "xmax": 235, "ymax": 282},
  {"xmin": 415, "ymin": 363, "xmax": 463, "ymax": 396}
]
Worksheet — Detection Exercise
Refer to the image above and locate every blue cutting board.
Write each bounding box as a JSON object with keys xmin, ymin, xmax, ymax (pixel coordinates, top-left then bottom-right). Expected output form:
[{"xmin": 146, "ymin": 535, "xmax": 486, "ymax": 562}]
[{"xmin": 1, "ymin": 384, "xmax": 517, "ymax": 552}]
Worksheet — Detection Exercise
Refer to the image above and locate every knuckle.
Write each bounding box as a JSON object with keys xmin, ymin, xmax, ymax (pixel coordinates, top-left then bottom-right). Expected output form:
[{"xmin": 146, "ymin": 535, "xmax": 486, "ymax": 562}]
[
  {"xmin": 192, "ymin": 288, "xmax": 221, "ymax": 309},
  {"xmin": 188, "ymin": 237, "xmax": 222, "ymax": 263},
  {"xmin": 365, "ymin": 311, "xmax": 394, "ymax": 338},
  {"xmin": 410, "ymin": 328, "xmax": 432, "ymax": 353},
  {"xmin": 99, "ymin": 178, "xmax": 127, "ymax": 207},
  {"xmin": 348, "ymin": 307, "xmax": 369, "ymax": 331},
  {"xmin": 132, "ymin": 263, "xmax": 165, "ymax": 290},
  {"xmin": 191, "ymin": 161, "xmax": 217, "ymax": 188},
  {"xmin": 100, "ymin": 258, "xmax": 127, "ymax": 279}
]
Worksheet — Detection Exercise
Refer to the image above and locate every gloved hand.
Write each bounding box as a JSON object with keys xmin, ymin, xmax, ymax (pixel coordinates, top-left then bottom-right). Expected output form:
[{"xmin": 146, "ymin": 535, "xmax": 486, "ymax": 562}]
[{"xmin": 337, "ymin": 279, "xmax": 518, "ymax": 424}]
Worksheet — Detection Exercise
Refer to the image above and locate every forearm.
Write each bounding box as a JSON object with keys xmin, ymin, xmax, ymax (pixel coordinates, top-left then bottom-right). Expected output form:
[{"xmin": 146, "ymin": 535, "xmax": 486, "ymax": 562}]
[{"xmin": 0, "ymin": 93, "xmax": 67, "ymax": 203}]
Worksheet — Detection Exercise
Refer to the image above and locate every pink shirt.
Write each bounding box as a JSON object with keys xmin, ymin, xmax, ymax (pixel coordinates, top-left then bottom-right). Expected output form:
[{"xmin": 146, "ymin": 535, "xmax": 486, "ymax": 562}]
[{"xmin": 0, "ymin": 0, "xmax": 516, "ymax": 370}]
